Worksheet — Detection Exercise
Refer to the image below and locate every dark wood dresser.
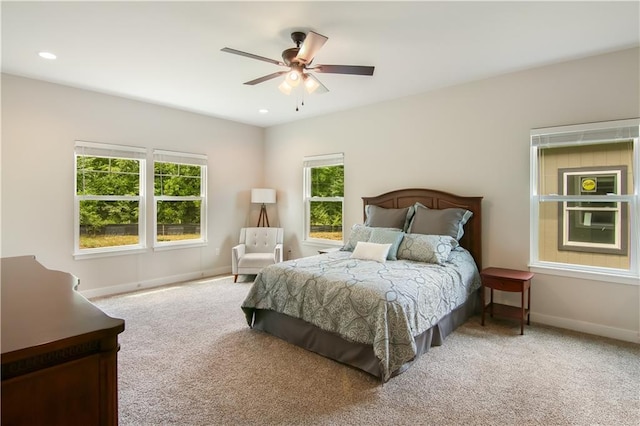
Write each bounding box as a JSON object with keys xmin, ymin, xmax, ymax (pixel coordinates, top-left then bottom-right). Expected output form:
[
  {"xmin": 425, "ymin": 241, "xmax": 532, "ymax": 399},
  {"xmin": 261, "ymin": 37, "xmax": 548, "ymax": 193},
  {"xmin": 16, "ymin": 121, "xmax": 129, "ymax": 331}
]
[{"xmin": 1, "ymin": 255, "xmax": 125, "ymax": 425}]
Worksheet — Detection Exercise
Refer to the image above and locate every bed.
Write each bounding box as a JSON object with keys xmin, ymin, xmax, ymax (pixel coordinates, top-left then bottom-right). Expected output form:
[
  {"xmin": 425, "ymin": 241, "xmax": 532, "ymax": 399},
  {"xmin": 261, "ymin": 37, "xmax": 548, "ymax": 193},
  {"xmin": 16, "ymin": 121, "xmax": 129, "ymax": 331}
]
[{"xmin": 241, "ymin": 188, "xmax": 483, "ymax": 381}]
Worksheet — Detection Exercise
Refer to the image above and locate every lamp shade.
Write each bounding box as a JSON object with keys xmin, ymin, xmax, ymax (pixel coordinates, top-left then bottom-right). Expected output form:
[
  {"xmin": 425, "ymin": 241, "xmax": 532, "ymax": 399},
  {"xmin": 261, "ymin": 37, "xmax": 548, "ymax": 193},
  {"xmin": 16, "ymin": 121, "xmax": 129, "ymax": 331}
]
[{"xmin": 251, "ymin": 188, "xmax": 276, "ymax": 204}]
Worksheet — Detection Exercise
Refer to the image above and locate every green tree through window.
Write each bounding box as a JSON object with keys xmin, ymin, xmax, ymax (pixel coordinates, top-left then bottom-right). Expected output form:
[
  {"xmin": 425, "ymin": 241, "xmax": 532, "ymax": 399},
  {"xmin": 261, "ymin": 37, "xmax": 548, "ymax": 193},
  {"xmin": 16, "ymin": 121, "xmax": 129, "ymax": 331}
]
[
  {"xmin": 74, "ymin": 142, "xmax": 208, "ymax": 255},
  {"xmin": 304, "ymin": 154, "xmax": 344, "ymax": 243},
  {"xmin": 75, "ymin": 142, "xmax": 146, "ymax": 253},
  {"xmin": 153, "ymin": 150, "xmax": 207, "ymax": 246}
]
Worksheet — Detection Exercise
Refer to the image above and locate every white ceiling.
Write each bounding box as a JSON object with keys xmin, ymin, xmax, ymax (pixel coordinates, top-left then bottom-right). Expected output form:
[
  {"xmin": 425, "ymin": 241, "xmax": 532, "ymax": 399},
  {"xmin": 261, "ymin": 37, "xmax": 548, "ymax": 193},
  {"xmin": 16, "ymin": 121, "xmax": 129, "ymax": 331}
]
[{"xmin": 2, "ymin": 1, "xmax": 639, "ymax": 128}]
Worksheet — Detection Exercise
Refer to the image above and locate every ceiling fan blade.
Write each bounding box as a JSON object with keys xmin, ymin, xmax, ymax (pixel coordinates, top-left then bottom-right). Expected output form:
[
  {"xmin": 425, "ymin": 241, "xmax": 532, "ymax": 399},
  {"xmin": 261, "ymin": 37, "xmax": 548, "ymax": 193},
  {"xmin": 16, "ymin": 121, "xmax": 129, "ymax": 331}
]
[
  {"xmin": 244, "ymin": 71, "xmax": 288, "ymax": 85},
  {"xmin": 221, "ymin": 47, "xmax": 285, "ymax": 66},
  {"xmin": 312, "ymin": 64, "xmax": 375, "ymax": 76},
  {"xmin": 295, "ymin": 31, "xmax": 328, "ymax": 64}
]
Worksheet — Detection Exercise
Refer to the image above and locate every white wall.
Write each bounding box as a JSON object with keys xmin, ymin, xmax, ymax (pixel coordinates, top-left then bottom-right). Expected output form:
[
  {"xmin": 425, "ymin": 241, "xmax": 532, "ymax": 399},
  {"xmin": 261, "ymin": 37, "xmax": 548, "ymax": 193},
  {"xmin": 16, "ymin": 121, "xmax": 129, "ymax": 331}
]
[
  {"xmin": 1, "ymin": 74, "xmax": 265, "ymax": 297},
  {"xmin": 263, "ymin": 48, "xmax": 640, "ymax": 342}
]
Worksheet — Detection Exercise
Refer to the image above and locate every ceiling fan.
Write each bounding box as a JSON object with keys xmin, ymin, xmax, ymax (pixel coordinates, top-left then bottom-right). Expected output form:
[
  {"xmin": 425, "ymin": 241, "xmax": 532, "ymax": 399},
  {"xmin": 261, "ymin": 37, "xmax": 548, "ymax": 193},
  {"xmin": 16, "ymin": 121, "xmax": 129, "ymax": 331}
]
[{"xmin": 221, "ymin": 31, "xmax": 375, "ymax": 96}]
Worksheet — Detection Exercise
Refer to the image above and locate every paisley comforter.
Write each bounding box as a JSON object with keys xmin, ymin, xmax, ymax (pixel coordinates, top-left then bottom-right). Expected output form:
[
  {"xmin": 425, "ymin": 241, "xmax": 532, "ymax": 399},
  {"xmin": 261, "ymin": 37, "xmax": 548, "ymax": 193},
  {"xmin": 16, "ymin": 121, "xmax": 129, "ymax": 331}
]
[{"xmin": 241, "ymin": 248, "xmax": 481, "ymax": 380}]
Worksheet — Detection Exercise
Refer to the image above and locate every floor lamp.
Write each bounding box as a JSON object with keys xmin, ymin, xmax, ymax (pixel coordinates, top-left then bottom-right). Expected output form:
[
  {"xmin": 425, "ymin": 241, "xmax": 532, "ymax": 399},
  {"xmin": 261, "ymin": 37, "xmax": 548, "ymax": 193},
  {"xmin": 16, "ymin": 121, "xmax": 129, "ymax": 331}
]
[{"xmin": 251, "ymin": 188, "xmax": 276, "ymax": 227}]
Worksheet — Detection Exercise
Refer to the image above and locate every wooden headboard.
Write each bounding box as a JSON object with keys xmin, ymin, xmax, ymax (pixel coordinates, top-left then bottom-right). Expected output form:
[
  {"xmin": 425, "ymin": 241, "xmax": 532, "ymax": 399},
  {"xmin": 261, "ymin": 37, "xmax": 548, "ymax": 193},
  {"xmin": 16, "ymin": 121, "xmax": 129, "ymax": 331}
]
[{"xmin": 362, "ymin": 188, "xmax": 483, "ymax": 269}]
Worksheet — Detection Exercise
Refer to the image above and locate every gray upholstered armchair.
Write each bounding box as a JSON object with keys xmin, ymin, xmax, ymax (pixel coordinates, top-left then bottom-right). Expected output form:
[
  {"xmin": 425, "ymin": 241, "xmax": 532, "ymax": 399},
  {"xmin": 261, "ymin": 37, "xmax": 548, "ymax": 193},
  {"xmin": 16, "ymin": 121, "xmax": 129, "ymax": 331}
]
[{"xmin": 232, "ymin": 227, "xmax": 284, "ymax": 282}]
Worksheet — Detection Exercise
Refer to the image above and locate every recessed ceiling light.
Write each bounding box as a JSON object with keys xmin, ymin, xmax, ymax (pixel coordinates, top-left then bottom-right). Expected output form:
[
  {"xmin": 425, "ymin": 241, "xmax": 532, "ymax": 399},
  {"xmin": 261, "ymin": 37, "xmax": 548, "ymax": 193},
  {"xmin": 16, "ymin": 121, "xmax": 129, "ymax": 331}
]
[
  {"xmin": 38, "ymin": 51, "xmax": 57, "ymax": 60},
  {"xmin": 258, "ymin": 109, "xmax": 269, "ymax": 114}
]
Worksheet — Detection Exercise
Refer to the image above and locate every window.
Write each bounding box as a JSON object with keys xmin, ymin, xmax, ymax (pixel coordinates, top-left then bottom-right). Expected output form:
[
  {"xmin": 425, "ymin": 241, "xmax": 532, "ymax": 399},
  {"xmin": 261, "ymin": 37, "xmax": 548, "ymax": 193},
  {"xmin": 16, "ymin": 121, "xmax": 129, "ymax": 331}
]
[
  {"xmin": 153, "ymin": 150, "xmax": 207, "ymax": 247},
  {"xmin": 530, "ymin": 119, "xmax": 639, "ymax": 282},
  {"xmin": 558, "ymin": 166, "xmax": 627, "ymax": 254},
  {"xmin": 74, "ymin": 141, "xmax": 146, "ymax": 256},
  {"xmin": 303, "ymin": 153, "xmax": 344, "ymax": 244}
]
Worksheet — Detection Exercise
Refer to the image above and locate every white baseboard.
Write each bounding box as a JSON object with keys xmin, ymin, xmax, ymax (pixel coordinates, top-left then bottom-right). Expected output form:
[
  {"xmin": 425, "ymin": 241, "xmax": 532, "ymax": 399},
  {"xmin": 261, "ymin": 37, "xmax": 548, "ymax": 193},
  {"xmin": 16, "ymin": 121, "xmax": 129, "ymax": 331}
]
[
  {"xmin": 531, "ymin": 312, "xmax": 639, "ymax": 344},
  {"xmin": 80, "ymin": 266, "xmax": 231, "ymax": 299}
]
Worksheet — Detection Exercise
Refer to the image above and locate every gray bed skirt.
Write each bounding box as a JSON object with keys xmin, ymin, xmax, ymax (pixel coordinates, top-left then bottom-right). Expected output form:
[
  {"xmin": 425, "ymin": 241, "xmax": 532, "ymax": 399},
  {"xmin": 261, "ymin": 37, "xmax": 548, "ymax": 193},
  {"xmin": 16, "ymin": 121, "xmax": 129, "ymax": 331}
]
[{"xmin": 248, "ymin": 290, "xmax": 480, "ymax": 381}]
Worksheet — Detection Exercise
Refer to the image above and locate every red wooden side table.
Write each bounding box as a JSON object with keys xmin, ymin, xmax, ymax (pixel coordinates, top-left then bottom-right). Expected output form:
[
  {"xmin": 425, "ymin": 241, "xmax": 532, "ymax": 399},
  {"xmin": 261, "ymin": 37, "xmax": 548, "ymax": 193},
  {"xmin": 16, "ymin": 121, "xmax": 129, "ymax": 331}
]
[{"xmin": 480, "ymin": 267, "xmax": 534, "ymax": 335}]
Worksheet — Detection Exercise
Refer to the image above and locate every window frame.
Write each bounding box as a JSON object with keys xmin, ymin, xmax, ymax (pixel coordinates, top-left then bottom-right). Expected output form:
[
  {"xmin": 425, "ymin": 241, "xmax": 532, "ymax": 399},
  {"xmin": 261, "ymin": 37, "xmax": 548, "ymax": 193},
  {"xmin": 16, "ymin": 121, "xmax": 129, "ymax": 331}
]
[
  {"xmin": 74, "ymin": 141, "xmax": 147, "ymax": 259},
  {"xmin": 152, "ymin": 150, "xmax": 208, "ymax": 250},
  {"xmin": 303, "ymin": 153, "xmax": 345, "ymax": 246},
  {"xmin": 529, "ymin": 119, "xmax": 639, "ymax": 285}
]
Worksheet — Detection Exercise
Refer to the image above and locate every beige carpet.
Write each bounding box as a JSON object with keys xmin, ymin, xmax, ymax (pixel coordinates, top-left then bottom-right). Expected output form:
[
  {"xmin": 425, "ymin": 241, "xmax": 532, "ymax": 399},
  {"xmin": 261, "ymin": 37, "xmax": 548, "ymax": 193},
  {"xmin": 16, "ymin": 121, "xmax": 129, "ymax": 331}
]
[{"xmin": 92, "ymin": 275, "xmax": 640, "ymax": 425}]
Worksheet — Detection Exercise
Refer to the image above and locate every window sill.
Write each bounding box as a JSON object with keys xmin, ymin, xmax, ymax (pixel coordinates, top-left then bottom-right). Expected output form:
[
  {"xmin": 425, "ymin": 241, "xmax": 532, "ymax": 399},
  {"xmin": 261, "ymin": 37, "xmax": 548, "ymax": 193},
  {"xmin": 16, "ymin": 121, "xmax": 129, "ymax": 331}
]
[
  {"xmin": 529, "ymin": 262, "xmax": 639, "ymax": 286},
  {"xmin": 303, "ymin": 239, "xmax": 344, "ymax": 249},
  {"xmin": 153, "ymin": 240, "xmax": 207, "ymax": 251},
  {"xmin": 74, "ymin": 246, "xmax": 148, "ymax": 260}
]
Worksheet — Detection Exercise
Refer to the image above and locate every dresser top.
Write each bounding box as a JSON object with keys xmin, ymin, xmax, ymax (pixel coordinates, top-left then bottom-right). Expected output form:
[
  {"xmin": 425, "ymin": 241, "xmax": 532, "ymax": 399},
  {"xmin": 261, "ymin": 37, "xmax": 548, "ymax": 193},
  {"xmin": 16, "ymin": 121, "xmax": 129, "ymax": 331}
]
[{"xmin": 1, "ymin": 256, "xmax": 124, "ymax": 359}]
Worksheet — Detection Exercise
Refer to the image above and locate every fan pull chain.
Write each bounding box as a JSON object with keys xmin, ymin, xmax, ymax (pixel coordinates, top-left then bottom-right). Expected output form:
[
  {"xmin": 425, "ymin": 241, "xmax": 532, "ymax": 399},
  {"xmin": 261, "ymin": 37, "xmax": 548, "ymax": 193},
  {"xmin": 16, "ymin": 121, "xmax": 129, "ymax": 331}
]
[
  {"xmin": 295, "ymin": 91, "xmax": 301, "ymax": 112},
  {"xmin": 295, "ymin": 89, "xmax": 305, "ymax": 112}
]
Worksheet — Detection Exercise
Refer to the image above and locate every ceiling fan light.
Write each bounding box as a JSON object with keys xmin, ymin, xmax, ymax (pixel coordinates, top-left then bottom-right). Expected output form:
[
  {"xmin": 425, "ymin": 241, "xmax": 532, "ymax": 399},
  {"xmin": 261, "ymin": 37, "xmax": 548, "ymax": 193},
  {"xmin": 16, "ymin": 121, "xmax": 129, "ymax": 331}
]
[
  {"xmin": 278, "ymin": 80, "xmax": 292, "ymax": 95},
  {"xmin": 304, "ymin": 75, "xmax": 320, "ymax": 94},
  {"xmin": 286, "ymin": 70, "xmax": 301, "ymax": 87}
]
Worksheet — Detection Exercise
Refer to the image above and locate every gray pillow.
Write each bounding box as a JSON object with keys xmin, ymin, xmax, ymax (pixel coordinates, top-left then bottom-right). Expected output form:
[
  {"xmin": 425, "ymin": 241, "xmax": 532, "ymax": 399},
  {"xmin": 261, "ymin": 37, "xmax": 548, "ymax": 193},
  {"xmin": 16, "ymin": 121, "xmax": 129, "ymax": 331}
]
[
  {"xmin": 397, "ymin": 234, "xmax": 459, "ymax": 264},
  {"xmin": 368, "ymin": 228, "xmax": 404, "ymax": 260},
  {"xmin": 408, "ymin": 203, "xmax": 472, "ymax": 240},
  {"xmin": 364, "ymin": 205, "xmax": 414, "ymax": 231}
]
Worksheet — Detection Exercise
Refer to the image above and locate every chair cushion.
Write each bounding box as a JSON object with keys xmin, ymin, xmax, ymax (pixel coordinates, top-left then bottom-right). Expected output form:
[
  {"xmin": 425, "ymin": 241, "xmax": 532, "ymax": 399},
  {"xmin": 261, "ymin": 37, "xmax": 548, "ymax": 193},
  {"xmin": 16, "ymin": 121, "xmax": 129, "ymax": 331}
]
[
  {"xmin": 244, "ymin": 228, "xmax": 280, "ymax": 253},
  {"xmin": 238, "ymin": 253, "xmax": 275, "ymax": 268}
]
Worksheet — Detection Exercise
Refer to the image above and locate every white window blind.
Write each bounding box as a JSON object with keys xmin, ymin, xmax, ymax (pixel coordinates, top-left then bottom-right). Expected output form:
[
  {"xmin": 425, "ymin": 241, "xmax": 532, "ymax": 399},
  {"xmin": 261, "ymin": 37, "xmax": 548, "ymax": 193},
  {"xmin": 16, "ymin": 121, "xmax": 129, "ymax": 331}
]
[
  {"xmin": 531, "ymin": 119, "xmax": 639, "ymax": 148},
  {"xmin": 303, "ymin": 152, "xmax": 344, "ymax": 168},
  {"xmin": 75, "ymin": 140, "xmax": 146, "ymax": 159},
  {"xmin": 153, "ymin": 149, "xmax": 207, "ymax": 166}
]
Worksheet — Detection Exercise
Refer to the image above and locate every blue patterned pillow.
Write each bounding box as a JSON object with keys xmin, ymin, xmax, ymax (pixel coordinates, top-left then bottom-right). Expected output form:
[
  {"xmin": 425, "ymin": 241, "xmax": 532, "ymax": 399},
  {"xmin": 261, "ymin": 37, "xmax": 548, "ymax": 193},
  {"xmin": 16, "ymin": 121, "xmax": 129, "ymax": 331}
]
[
  {"xmin": 342, "ymin": 224, "xmax": 402, "ymax": 252},
  {"xmin": 368, "ymin": 228, "xmax": 404, "ymax": 260},
  {"xmin": 397, "ymin": 234, "xmax": 459, "ymax": 264},
  {"xmin": 341, "ymin": 224, "xmax": 373, "ymax": 251}
]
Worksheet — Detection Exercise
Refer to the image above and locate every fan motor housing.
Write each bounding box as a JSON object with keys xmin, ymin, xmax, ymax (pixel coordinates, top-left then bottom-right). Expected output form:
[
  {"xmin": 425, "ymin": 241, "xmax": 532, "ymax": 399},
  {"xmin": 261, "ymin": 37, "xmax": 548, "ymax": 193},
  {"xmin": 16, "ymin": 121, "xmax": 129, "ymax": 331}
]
[
  {"xmin": 282, "ymin": 48, "xmax": 300, "ymax": 66},
  {"xmin": 282, "ymin": 32, "xmax": 307, "ymax": 65}
]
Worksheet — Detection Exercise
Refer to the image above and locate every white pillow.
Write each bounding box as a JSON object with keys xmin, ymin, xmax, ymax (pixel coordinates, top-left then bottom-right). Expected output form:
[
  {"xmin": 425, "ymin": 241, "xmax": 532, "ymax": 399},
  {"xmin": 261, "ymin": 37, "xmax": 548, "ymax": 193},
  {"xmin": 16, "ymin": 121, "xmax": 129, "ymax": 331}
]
[{"xmin": 350, "ymin": 241, "xmax": 391, "ymax": 263}]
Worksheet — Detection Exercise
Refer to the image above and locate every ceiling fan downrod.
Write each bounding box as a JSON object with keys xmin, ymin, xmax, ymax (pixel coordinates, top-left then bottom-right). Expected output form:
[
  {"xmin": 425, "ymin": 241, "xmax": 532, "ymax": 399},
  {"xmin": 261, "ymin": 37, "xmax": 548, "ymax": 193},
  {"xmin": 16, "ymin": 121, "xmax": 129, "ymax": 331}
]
[{"xmin": 291, "ymin": 31, "xmax": 306, "ymax": 47}]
